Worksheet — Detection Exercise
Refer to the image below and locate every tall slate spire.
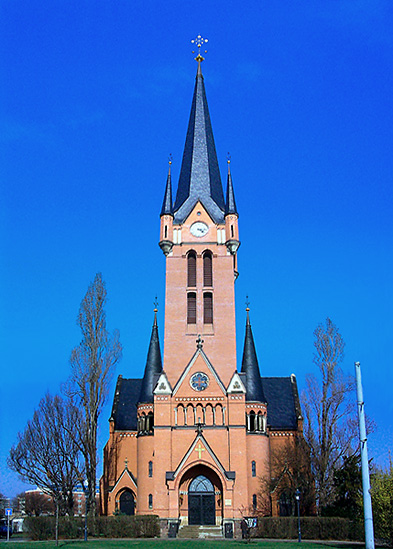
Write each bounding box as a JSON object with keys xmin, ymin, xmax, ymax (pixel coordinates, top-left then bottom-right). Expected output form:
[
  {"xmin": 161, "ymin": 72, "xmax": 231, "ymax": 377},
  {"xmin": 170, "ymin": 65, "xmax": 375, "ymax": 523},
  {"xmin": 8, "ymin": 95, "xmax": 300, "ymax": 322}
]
[
  {"xmin": 225, "ymin": 159, "xmax": 238, "ymax": 215},
  {"xmin": 160, "ymin": 160, "xmax": 173, "ymax": 216},
  {"xmin": 241, "ymin": 308, "xmax": 266, "ymax": 402},
  {"xmin": 173, "ymin": 58, "xmax": 225, "ymax": 224},
  {"xmin": 138, "ymin": 309, "xmax": 163, "ymax": 404}
]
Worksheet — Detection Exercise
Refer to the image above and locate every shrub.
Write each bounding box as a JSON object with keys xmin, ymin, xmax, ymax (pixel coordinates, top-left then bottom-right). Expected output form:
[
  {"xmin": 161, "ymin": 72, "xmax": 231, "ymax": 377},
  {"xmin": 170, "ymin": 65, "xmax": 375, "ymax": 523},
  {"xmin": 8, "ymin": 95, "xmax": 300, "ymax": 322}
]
[
  {"xmin": 24, "ymin": 514, "xmax": 160, "ymax": 540},
  {"xmin": 256, "ymin": 516, "xmax": 364, "ymax": 541}
]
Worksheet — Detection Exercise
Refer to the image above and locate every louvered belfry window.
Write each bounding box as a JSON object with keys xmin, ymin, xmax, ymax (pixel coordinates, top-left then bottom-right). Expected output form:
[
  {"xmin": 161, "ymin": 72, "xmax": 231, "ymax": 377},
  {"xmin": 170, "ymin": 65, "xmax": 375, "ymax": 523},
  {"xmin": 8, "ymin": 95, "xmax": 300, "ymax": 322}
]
[
  {"xmin": 187, "ymin": 251, "xmax": 197, "ymax": 287},
  {"xmin": 187, "ymin": 292, "xmax": 197, "ymax": 324},
  {"xmin": 203, "ymin": 251, "xmax": 213, "ymax": 287},
  {"xmin": 204, "ymin": 292, "xmax": 213, "ymax": 324}
]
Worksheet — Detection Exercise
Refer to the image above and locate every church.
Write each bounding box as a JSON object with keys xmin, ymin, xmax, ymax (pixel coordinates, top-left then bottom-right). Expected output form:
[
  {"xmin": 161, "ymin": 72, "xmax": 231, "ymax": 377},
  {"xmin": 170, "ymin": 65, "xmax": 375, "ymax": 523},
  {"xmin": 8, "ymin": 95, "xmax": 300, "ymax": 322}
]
[{"xmin": 100, "ymin": 44, "xmax": 303, "ymax": 536}]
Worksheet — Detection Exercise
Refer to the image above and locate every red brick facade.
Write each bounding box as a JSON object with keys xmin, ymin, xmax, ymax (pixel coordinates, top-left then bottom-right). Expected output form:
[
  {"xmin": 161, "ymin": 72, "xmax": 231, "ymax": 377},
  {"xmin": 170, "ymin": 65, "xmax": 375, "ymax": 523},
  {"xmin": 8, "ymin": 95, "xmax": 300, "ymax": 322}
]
[{"xmin": 100, "ymin": 60, "xmax": 303, "ymax": 529}]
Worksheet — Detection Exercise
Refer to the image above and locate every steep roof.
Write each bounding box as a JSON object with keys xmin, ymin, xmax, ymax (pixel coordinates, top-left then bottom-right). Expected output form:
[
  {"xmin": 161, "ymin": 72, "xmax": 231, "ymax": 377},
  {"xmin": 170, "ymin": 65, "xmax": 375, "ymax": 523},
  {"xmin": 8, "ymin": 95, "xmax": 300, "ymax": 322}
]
[
  {"xmin": 110, "ymin": 375, "xmax": 299, "ymax": 431},
  {"xmin": 261, "ymin": 377, "xmax": 298, "ymax": 429},
  {"xmin": 110, "ymin": 376, "xmax": 142, "ymax": 431},
  {"xmin": 160, "ymin": 162, "xmax": 173, "ymax": 216},
  {"xmin": 225, "ymin": 161, "xmax": 238, "ymax": 216},
  {"xmin": 241, "ymin": 310, "xmax": 266, "ymax": 403},
  {"xmin": 173, "ymin": 61, "xmax": 225, "ymax": 224},
  {"xmin": 138, "ymin": 311, "xmax": 163, "ymax": 404}
]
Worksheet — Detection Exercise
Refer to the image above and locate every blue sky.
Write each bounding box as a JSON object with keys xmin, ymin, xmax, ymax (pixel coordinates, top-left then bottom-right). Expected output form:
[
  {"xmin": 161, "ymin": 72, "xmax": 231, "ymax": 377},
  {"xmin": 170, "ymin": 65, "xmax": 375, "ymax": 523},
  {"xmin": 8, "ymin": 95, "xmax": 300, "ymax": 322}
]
[{"xmin": 1, "ymin": 1, "xmax": 392, "ymax": 498}]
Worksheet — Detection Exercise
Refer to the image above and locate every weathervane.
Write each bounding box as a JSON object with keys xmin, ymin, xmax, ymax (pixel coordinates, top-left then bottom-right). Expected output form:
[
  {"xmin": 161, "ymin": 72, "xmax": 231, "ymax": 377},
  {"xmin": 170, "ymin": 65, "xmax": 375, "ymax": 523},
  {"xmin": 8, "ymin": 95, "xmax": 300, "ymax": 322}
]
[
  {"xmin": 245, "ymin": 295, "xmax": 250, "ymax": 311},
  {"xmin": 191, "ymin": 34, "xmax": 208, "ymax": 63},
  {"xmin": 154, "ymin": 296, "xmax": 159, "ymax": 313},
  {"xmin": 227, "ymin": 152, "xmax": 231, "ymax": 164},
  {"xmin": 168, "ymin": 153, "xmax": 173, "ymax": 165}
]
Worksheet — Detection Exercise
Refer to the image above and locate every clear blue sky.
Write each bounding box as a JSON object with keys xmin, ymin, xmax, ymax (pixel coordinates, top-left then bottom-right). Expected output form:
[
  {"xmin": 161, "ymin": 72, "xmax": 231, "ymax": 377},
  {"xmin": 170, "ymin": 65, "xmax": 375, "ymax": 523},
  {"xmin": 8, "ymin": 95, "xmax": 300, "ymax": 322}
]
[{"xmin": 1, "ymin": 1, "xmax": 392, "ymax": 498}]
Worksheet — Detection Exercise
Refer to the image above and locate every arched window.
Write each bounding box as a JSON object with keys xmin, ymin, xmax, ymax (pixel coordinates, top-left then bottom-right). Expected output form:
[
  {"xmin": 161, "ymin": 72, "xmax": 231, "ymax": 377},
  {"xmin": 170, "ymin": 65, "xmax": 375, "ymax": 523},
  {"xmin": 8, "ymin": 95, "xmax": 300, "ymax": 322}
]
[
  {"xmin": 249, "ymin": 410, "xmax": 256, "ymax": 432},
  {"xmin": 187, "ymin": 292, "xmax": 197, "ymax": 324},
  {"xmin": 146, "ymin": 411, "xmax": 154, "ymax": 432},
  {"xmin": 189, "ymin": 475, "xmax": 214, "ymax": 493},
  {"xmin": 148, "ymin": 461, "xmax": 153, "ymax": 477},
  {"xmin": 203, "ymin": 251, "xmax": 212, "ymax": 287},
  {"xmin": 148, "ymin": 494, "xmax": 153, "ymax": 509},
  {"xmin": 203, "ymin": 292, "xmax": 213, "ymax": 324},
  {"xmin": 252, "ymin": 494, "xmax": 257, "ymax": 510},
  {"xmin": 187, "ymin": 251, "xmax": 197, "ymax": 287},
  {"xmin": 251, "ymin": 460, "xmax": 256, "ymax": 477}
]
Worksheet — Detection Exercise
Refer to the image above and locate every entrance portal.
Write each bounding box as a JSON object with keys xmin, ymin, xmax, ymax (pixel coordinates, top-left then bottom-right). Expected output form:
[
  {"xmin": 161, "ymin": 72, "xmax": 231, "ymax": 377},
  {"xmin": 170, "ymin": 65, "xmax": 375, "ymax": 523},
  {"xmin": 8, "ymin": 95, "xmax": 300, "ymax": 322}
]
[
  {"xmin": 188, "ymin": 475, "xmax": 215, "ymax": 525},
  {"xmin": 119, "ymin": 490, "xmax": 135, "ymax": 515}
]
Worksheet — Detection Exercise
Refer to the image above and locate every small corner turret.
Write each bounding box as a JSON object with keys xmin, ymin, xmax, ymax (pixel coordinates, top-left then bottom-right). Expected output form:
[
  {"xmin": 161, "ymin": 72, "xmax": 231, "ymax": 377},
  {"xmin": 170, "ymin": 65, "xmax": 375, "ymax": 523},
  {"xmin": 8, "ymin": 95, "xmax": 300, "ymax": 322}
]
[
  {"xmin": 159, "ymin": 158, "xmax": 174, "ymax": 256},
  {"xmin": 224, "ymin": 158, "xmax": 240, "ymax": 276}
]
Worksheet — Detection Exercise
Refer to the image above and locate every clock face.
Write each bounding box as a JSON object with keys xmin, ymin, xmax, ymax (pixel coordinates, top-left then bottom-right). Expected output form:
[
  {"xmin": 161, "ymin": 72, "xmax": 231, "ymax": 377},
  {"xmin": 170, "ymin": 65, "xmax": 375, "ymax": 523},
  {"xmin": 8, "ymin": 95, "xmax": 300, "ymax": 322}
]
[
  {"xmin": 190, "ymin": 221, "xmax": 209, "ymax": 237},
  {"xmin": 190, "ymin": 372, "xmax": 209, "ymax": 391}
]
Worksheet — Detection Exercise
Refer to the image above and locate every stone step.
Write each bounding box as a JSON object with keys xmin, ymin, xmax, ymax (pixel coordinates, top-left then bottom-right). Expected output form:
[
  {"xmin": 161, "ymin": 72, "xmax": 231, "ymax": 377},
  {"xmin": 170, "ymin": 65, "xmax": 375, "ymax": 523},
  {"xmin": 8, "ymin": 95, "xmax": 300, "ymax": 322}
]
[{"xmin": 177, "ymin": 525, "xmax": 223, "ymax": 539}]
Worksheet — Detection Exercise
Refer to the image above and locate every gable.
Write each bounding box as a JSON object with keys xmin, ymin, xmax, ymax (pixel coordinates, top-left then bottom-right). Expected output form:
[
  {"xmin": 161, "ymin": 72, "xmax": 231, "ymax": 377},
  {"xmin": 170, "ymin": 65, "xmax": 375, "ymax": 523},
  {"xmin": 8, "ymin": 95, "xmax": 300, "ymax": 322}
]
[{"xmin": 172, "ymin": 348, "xmax": 226, "ymax": 398}]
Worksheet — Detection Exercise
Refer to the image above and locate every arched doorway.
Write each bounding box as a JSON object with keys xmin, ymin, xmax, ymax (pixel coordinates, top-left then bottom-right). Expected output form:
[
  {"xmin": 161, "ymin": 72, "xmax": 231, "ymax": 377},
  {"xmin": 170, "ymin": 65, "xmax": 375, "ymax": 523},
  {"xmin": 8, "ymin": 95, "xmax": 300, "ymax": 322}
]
[
  {"xmin": 119, "ymin": 489, "xmax": 135, "ymax": 515},
  {"xmin": 188, "ymin": 475, "xmax": 215, "ymax": 525}
]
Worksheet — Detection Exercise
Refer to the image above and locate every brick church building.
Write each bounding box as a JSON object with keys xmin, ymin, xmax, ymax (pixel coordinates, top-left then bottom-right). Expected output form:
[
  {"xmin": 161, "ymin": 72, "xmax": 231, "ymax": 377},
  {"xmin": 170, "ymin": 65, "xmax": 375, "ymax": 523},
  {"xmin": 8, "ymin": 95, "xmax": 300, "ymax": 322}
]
[{"xmin": 100, "ymin": 50, "xmax": 303, "ymax": 533}]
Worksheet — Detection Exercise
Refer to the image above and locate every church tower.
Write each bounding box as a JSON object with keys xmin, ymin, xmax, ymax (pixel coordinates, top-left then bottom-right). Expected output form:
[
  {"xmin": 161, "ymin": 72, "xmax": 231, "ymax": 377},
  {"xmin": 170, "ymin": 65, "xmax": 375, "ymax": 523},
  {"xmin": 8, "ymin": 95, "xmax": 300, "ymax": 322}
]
[
  {"xmin": 159, "ymin": 53, "xmax": 239, "ymax": 388},
  {"xmin": 101, "ymin": 40, "xmax": 303, "ymax": 535}
]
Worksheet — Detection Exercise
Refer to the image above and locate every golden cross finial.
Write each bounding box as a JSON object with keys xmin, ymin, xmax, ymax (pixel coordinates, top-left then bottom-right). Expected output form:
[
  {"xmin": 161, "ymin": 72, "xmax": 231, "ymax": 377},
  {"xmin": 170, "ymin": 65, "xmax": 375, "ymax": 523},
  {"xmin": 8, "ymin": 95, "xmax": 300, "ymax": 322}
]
[
  {"xmin": 154, "ymin": 296, "xmax": 159, "ymax": 313},
  {"xmin": 168, "ymin": 153, "xmax": 173, "ymax": 166},
  {"xmin": 195, "ymin": 442, "xmax": 205, "ymax": 459},
  {"xmin": 245, "ymin": 295, "xmax": 250, "ymax": 311},
  {"xmin": 191, "ymin": 34, "xmax": 208, "ymax": 63}
]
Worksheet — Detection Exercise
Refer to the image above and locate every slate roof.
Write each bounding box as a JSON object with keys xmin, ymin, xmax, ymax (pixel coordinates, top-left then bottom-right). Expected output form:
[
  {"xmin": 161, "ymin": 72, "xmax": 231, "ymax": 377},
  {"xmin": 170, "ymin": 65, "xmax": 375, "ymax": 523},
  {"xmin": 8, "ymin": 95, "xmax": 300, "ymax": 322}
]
[
  {"xmin": 225, "ymin": 162, "xmax": 238, "ymax": 216},
  {"xmin": 160, "ymin": 164, "xmax": 173, "ymax": 216},
  {"xmin": 240, "ymin": 312, "xmax": 266, "ymax": 403},
  {"xmin": 110, "ymin": 375, "xmax": 299, "ymax": 432},
  {"xmin": 261, "ymin": 376, "xmax": 299, "ymax": 430},
  {"xmin": 173, "ymin": 62, "xmax": 225, "ymax": 224},
  {"xmin": 111, "ymin": 376, "xmax": 142, "ymax": 431},
  {"xmin": 138, "ymin": 313, "xmax": 163, "ymax": 404}
]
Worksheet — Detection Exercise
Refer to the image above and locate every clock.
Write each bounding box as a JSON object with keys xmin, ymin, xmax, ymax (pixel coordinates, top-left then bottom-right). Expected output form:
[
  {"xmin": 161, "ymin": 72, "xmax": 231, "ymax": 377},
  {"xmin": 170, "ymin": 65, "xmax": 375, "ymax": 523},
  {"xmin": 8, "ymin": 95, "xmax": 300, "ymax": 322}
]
[
  {"xmin": 190, "ymin": 221, "xmax": 209, "ymax": 237},
  {"xmin": 190, "ymin": 372, "xmax": 209, "ymax": 391}
]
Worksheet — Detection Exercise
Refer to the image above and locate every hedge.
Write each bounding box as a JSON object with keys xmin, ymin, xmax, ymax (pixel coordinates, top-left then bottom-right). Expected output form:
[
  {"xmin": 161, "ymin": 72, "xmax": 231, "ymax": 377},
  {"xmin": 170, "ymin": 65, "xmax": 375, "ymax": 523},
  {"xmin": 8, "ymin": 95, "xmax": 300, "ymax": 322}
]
[
  {"xmin": 255, "ymin": 516, "xmax": 364, "ymax": 541},
  {"xmin": 24, "ymin": 515, "xmax": 160, "ymax": 541}
]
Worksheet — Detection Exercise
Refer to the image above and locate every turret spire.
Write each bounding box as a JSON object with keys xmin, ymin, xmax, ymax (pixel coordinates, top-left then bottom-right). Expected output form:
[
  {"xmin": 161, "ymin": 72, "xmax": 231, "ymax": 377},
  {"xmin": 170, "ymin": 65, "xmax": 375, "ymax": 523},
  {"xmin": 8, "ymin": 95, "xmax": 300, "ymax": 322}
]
[
  {"xmin": 225, "ymin": 156, "xmax": 238, "ymax": 216},
  {"xmin": 160, "ymin": 156, "xmax": 174, "ymax": 216},
  {"xmin": 241, "ymin": 304, "xmax": 266, "ymax": 403},
  {"xmin": 173, "ymin": 38, "xmax": 225, "ymax": 224},
  {"xmin": 138, "ymin": 304, "xmax": 163, "ymax": 404}
]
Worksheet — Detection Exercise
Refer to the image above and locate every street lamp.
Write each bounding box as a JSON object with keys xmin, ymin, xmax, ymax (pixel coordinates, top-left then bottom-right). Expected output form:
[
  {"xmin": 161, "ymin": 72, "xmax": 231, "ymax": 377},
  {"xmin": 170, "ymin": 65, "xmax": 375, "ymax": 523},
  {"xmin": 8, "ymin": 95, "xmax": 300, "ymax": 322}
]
[
  {"xmin": 82, "ymin": 480, "xmax": 89, "ymax": 542},
  {"xmin": 295, "ymin": 489, "xmax": 301, "ymax": 543}
]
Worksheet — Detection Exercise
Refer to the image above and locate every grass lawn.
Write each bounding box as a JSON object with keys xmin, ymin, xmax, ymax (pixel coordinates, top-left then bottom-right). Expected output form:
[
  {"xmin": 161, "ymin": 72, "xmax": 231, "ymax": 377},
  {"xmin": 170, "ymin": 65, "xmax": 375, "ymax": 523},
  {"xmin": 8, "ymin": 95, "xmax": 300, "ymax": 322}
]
[{"xmin": 2, "ymin": 540, "xmax": 364, "ymax": 549}]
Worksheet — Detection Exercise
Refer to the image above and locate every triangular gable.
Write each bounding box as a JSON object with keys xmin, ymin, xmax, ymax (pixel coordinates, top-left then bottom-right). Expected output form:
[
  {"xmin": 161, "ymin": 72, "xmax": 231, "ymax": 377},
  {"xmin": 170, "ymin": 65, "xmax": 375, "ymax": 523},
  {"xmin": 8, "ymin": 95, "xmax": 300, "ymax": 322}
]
[
  {"xmin": 227, "ymin": 371, "xmax": 246, "ymax": 394},
  {"xmin": 109, "ymin": 467, "xmax": 137, "ymax": 494},
  {"xmin": 173, "ymin": 433, "xmax": 228, "ymax": 479},
  {"xmin": 186, "ymin": 200, "xmax": 216, "ymax": 226},
  {"xmin": 154, "ymin": 371, "xmax": 172, "ymax": 395},
  {"xmin": 172, "ymin": 347, "xmax": 226, "ymax": 397}
]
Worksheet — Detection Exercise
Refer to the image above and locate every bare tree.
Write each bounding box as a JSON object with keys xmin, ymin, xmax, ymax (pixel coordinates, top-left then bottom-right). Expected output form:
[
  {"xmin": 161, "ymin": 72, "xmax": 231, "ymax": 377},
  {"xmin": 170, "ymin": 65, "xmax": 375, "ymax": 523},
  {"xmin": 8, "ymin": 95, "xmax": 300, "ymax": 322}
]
[
  {"xmin": 8, "ymin": 393, "xmax": 84, "ymax": 515},
  {"xmin": 24, "ymin": 491, "xmax": 55, "ymax": 516},
  {"xmin": 302, "ymin": 317, "xmax": 355, "ymax": 512},
  {"xmin": 66, "ymin": 273, "xmax": 122, "ymax": 516}
]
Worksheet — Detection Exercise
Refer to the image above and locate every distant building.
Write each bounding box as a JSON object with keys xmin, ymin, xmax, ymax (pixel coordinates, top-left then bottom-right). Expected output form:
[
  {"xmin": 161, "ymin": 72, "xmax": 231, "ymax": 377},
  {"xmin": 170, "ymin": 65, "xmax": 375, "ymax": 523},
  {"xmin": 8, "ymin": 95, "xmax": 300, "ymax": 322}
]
[{"xmin": 100, "ymin": 52, "xmax": 304, "ymax": 532}]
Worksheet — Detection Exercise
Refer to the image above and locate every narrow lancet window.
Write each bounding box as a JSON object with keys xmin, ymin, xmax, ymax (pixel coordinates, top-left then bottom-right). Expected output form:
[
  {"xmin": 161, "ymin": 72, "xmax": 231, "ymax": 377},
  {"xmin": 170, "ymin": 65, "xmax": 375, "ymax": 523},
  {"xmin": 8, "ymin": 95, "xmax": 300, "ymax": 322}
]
[
  {"xmin": 203, "ymin": 251, "xmax": 213, "ymax": 287},
  {"xmin": 203, "ymin": 292, "xmax": 213, "ymax": 324},
  {"xmin": 187, "ymin": 292, "xmax": 197, "ymax": 324},
  {"xmin": 187, "ymin": 251, "xmax": 197, "ymax": 287}
]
